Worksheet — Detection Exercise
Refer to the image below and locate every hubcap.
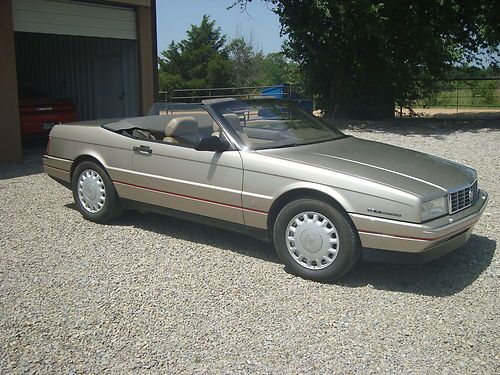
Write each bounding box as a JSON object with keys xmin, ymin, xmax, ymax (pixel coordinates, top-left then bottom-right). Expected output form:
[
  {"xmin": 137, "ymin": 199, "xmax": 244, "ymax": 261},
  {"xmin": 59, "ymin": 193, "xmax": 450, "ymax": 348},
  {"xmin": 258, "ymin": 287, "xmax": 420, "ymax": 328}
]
[
  {"xmin": 285, "ymin": 211, "xmax": 340, "ymax": 270},
  {"xmin": 77, "ymin": 169, "xmax": 106, "ymax": 213}
]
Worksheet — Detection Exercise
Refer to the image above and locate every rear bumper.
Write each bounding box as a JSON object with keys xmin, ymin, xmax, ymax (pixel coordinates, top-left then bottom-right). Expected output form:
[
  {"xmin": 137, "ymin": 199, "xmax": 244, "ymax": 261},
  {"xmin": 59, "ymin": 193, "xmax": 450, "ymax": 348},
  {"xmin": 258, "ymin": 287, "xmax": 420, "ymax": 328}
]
[
  {"xmin": 349, "ymin": 190, "xmax": 488, "ymax": 262},
  {"xmin": 20, "ymin": 112, "xmax": 77, "ymax": 135},
  {"xmin": 42, "ymin": 155, "xmax": 72, "ymax": 184}
]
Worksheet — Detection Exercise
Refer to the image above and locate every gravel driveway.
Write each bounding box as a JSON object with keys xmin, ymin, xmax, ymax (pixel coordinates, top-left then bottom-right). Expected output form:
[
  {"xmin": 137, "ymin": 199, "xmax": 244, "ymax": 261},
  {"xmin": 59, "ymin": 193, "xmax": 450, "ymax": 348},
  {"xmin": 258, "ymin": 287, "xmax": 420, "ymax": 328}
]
[{"xmin": 1, "ymin": 121, "xmax": 498, "ymax": 374}]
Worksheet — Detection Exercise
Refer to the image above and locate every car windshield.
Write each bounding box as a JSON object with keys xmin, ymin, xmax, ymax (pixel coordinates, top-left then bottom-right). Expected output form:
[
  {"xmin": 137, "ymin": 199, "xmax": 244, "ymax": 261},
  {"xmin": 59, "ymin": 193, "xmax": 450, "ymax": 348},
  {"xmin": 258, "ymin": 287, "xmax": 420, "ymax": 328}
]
[{"xmin": 209, "ymin": 98, "xmax": 346, "ymax": 150}]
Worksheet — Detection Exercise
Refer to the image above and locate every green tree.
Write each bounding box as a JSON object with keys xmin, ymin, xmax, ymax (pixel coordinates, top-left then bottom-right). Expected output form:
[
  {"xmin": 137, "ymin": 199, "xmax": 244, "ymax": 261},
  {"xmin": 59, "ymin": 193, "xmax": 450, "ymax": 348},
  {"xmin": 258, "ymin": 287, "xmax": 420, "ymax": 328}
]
[
  {"xmin": 227, "ymin": 37, "xmax": 266, "ymax": 86},
  {"xmin": 234, "ymin": 1, "xmax": 500, "ymax": 119},
  {"xmin": 260, "ymin": 52, "xmax": 304, "ymax": 88},
  {"xmin": 158, "ymin": 15, "xmax": 232, "ymax": 92}
]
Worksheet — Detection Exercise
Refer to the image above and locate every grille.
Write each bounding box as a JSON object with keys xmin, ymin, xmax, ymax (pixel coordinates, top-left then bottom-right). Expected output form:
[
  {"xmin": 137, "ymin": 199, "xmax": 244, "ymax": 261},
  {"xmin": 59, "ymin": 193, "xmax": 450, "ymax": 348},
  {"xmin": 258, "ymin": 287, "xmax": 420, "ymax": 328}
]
[{"xmin": 449, "ymin": 180, "xmax": 478, "ymax": 214}]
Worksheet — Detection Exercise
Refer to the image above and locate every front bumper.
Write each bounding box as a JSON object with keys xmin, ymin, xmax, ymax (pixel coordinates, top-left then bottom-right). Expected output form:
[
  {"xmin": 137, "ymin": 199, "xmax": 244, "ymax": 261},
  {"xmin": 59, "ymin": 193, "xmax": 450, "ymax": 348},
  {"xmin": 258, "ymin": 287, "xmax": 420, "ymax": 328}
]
[{"xmin": 349, "ymin": 190, "xmax": 488, "ymax": 262}]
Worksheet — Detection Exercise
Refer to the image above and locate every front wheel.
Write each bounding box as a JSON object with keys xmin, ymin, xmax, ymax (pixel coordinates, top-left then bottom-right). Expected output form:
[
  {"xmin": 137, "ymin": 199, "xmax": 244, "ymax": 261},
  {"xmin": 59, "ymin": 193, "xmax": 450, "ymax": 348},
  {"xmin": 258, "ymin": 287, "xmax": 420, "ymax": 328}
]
[
  {"xmin": 72, "ymin": 161, "xmax": 122, "ymax": 223},
  {"xmin": 273, "ymin": 199, "xmax": 361, "ymax": 282}
]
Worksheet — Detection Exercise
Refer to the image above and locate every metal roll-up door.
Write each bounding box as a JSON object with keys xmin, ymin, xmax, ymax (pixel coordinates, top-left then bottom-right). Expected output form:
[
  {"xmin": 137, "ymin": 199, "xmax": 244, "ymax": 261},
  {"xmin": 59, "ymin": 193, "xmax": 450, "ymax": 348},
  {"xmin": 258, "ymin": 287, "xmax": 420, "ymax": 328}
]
[{"xmin": 12, "ymin": 0, "xmax": 137, "ymax": 40}]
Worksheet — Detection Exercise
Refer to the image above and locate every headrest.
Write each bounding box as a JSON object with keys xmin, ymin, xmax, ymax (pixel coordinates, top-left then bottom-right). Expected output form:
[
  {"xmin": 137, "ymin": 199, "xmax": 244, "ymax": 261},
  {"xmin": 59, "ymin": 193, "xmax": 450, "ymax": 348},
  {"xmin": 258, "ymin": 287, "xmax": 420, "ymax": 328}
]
[
  {"xmin": 213, "ymin": 113, "xmax": 242, "ymax": 132},
  {"xmin": 165, "ymin": 117, "xmax": 198, "ymax": 137}
]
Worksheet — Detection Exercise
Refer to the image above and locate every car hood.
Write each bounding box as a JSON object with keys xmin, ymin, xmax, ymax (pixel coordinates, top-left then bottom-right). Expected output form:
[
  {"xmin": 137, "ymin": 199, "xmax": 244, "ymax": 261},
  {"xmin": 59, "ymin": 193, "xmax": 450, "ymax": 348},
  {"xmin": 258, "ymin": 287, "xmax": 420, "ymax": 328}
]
[{"xmin": 260, "ymin": 136, "xmax": 476, "ymax": 196}]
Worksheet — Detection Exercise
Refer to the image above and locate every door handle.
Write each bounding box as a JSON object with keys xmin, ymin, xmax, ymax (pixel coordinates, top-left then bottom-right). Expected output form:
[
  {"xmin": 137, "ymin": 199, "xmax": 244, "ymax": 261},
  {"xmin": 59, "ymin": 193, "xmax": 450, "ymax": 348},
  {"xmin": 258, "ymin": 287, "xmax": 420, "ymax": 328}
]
[{"xmin": 133, "ymin": 145, "xmax": 152, "ymax": 155}]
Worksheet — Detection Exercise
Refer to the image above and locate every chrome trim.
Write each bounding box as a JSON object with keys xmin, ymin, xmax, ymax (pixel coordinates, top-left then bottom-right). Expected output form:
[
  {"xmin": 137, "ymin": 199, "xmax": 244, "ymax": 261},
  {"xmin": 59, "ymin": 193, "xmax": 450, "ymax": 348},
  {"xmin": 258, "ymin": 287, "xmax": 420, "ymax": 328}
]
[
  {"xmin": 43, "ymin": 154, "xmax": 73, "ymax": 163},
  {"xmin": 350, "ymin": 190, "xmax": 488, "ymax": 253},
  {"xmin": 448, "ymin": 179, "xmax": 478, "ymax": 214}
]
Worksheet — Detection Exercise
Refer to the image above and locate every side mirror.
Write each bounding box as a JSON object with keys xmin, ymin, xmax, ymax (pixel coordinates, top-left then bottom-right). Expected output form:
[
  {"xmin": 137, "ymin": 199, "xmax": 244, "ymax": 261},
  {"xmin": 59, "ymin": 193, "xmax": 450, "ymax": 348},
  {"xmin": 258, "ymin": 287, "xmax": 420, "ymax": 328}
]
[{"xmin": 195, "ymin": 136, "xmax": 230, "ymax": 152}]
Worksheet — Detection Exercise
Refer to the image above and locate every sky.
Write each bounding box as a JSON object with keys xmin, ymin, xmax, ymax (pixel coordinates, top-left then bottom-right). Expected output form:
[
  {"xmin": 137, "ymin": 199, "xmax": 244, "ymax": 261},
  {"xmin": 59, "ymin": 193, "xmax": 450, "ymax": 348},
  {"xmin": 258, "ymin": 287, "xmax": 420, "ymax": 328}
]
[{"xmin": 155, "ymin": 0, "xmax": 285, "ymax": 55}]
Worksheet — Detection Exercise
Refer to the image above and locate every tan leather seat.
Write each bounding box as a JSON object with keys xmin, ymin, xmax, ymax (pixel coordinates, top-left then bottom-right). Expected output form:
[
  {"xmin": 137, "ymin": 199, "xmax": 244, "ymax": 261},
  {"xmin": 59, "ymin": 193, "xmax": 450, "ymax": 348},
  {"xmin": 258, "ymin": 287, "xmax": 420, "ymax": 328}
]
[
  {"xmin": 164, "ymin": 117, "xmax": 201, "ymax": 146},
  {"xmin": 212, "ymin": 113, "xmax": 250, "ymax": 144}
]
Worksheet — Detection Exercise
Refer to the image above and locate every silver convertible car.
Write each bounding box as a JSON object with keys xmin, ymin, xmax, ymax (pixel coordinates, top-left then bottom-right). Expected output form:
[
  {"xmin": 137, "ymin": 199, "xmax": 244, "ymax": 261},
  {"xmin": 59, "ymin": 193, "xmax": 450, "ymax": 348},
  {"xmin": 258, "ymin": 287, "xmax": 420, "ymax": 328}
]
[{"xmin": 43, "ymin": 98, "xmax": 488, "ymax": 281}]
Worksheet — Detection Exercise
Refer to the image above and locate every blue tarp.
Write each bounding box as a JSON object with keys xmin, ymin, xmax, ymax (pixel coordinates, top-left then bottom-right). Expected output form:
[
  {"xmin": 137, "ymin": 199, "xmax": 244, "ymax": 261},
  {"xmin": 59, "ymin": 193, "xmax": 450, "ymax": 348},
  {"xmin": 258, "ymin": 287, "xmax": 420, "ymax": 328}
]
[{"xmin": 260, "ymin": 85, "xmax": 313, "ymax": 113}]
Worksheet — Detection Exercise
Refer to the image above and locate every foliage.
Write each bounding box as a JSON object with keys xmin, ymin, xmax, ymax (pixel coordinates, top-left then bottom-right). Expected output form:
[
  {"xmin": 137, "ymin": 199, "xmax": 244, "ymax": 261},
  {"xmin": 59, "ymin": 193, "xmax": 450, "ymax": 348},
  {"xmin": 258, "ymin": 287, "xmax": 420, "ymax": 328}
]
[
  {"xmin": 418, "ymin": 78, "xmax": 499, "ymax": 108},
  {"xmin": 158, "ymin": 15, "xmax": 232, "ymax": 92},
  {"xmin": 233, "ymin": 0, "xmax": 500, "ymax": 119},
  {"xmin": 260, "ymin": 52, "xmax": 304, "ymax": 89},
  {"xmin": 158, "ymin": 17, "xmax": 308, "ymax": 96},
  {"xmin": 226, "ymin": 37, "xmax": 266, "ymax": 86},
  {"xmin": 446, "ymin": 65, "xmax": 499, "ymax": 80}
]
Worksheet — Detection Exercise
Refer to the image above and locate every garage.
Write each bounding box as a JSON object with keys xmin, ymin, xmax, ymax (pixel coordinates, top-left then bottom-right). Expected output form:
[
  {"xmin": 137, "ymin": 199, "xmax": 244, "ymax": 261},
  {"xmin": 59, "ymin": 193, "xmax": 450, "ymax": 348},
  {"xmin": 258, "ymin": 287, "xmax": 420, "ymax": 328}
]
[
  {"xmin": 0, "ymin": 0, "xmax": 157, "ymax": 162},
  {"xmin": 13, "ymin": 0, "xmax": 140, "ymax": 120}
]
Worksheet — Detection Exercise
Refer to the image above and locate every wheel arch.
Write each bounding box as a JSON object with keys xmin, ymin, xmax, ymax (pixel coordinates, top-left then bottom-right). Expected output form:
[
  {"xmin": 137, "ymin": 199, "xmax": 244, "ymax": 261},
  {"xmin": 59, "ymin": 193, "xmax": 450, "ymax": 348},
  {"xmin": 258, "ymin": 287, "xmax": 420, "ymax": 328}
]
[
  {"xmin": 266, "ymin": 185, "xmax": 355, "ymax": 234},
  {"xmin": 70, "ymin": 154, "xmax": 107, "ymax": 182}
]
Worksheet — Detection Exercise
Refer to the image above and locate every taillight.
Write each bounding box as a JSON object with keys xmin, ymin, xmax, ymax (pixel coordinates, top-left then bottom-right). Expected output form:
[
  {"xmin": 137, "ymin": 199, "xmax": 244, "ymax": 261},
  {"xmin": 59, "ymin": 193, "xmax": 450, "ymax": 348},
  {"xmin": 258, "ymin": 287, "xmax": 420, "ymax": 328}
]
[{"xmin": 19, "ymin": 103, "xmax": 75, "ymax": 113}]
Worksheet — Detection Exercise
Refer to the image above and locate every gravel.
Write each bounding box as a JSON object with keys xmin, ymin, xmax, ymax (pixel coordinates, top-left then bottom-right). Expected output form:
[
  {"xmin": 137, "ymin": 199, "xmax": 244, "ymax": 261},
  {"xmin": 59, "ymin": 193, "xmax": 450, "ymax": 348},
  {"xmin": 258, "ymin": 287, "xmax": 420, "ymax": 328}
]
[{"xmin": 1, "ymin": 121, "xmax": 498, "ymax": 374}]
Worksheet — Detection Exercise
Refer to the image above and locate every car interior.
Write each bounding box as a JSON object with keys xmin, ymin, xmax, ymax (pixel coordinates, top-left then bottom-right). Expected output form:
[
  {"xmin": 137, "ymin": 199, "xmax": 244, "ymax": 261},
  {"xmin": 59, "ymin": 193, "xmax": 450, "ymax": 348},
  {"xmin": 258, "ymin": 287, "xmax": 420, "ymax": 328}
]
[
  {"xmin": 117, "ymin": 113, "xmax": 217, "ymax": 147},
  {"xmin": 107, "ymin": 96, "xmax": 341, "ymax": 150},
  {"xmin": 114, "ymin": 111, "xmax": 281, "ymax": 148}
]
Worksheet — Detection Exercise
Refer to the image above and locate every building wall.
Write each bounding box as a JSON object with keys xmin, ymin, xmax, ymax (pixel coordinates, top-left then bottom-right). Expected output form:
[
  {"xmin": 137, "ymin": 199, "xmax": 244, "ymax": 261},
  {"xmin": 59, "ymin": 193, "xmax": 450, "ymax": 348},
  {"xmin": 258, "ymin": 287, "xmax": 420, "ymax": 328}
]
[
  {"xmin": 137, "ymin": 4, "xmax": 157, "ymax": 115},
  {"xmin": 0, "ymin": 0, "xmax": 157, "ymax": 163},
  {"xmin": 15, "ymin": 32, "xmax": 140, "ymax": 120},
  {"xmin": 0, "ymin": 0, "xmax": 23, "ymax": 162}
]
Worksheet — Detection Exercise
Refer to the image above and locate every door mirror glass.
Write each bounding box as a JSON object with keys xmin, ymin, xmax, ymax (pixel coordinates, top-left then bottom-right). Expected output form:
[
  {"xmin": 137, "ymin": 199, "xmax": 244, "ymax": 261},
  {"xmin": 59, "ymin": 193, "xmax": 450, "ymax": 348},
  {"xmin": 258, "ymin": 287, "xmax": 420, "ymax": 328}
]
[{"xmin": 195, "ymin": 136, "xmax": 230, "ymax": 152}]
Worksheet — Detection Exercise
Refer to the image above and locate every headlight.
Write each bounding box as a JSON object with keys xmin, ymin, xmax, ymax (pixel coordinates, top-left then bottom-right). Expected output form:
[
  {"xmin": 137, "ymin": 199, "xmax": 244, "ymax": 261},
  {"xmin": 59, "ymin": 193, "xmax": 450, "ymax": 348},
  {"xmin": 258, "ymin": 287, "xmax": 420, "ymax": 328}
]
[{"xmin": 421, "ymin": 197, "xmax": 448, "ymax": 222}]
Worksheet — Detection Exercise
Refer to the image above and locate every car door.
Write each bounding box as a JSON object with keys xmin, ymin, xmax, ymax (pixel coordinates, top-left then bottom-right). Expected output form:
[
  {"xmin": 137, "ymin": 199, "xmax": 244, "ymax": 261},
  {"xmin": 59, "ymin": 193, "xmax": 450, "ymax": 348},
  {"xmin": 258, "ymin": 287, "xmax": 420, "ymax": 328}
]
[{"xmin": 119, "ymin": 139, "xmax": 245, "ymax": 224}]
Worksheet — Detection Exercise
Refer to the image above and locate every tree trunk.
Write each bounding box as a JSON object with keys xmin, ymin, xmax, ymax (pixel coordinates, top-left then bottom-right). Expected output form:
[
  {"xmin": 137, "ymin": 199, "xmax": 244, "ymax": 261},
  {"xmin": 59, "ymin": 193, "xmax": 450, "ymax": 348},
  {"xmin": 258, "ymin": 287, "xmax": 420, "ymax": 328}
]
[
  {"xmin": 324, "ymin": 70, "xmax": 395, "ymax": 121},
  {"xmin": 325, "ymin": 68, "xmax": 344, "ymax": 124}
]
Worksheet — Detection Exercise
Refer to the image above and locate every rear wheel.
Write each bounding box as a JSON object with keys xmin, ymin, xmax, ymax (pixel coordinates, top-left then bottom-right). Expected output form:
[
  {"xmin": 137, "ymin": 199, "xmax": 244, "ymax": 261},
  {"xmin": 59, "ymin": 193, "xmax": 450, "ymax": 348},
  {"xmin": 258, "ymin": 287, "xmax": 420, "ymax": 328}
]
[
  {"xmin": 72, "ymin": 161, "xmax": 122, "ymax": 223},
  {"xmin": 273, "ymin": 198, "xmax": 360, "ymax": 281}
]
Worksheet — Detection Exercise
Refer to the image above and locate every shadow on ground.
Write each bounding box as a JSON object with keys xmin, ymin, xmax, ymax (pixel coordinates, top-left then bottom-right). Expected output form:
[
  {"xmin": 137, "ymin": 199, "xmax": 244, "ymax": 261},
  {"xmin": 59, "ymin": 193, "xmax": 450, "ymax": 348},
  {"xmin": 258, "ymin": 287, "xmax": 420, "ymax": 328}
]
[
  {"xmin": 339, "ymin": 234, "xmax": 496, "ymax": 296},
  {"xmin": 0, "ymin": 160, "xmax": 43, "ymax": 180},
  {"xmin": 65, "ymin": 203, "xmax": 279, "ymax": 264},
  {"xmin": 65, "ymin": 203, "xmax": 495, "ymax": 297},
  {"xmin": 0, "ymin": 137, "xmax": 47, "ymax": 180}
]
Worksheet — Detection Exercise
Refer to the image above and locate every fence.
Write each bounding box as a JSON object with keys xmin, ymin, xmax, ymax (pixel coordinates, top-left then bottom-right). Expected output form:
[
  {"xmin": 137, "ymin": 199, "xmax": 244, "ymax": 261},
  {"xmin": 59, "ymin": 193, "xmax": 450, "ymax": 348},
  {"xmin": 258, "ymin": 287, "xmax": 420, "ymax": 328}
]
[
  {"xmin": 408, "ymin": 77, "xmax": 500, "ymax": 118},
  {"xmin": 158, "ymin": 83, "xmax": 314, "ymax": 113},
  {"xmin": 158, "ymin": 78, "xmax": 500, "ymax": 119},
  {"xmin": 158, "ymin": 84, "xmax": 294, "ymax": 103}
]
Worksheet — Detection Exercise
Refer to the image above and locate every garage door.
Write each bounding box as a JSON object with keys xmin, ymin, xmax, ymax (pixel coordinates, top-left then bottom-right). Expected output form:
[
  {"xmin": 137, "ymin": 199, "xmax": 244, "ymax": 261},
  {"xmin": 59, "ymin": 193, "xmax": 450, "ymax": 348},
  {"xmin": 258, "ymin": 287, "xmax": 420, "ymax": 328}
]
[{"xmin": 12, "ymin": 0, "xmax": 136, "ymax": 40}]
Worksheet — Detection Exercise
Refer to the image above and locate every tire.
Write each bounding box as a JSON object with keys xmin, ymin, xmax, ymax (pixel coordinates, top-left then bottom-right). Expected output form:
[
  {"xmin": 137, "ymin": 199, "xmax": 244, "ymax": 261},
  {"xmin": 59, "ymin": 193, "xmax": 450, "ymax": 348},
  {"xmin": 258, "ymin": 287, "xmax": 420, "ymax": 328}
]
[
  {"xmin": 273, "ymin": 198, "xmax": 361, "ymax": 282},
  {"xmin": 72, "ymin": 161, "xmax": 122, "ymax": 223}
]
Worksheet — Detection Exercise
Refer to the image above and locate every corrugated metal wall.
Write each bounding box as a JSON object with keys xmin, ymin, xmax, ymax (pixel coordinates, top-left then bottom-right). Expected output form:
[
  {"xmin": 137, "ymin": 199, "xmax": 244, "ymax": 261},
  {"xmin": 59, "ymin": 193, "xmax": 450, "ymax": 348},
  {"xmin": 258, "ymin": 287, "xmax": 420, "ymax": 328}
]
[{"xmin": 15, "ymin": 32, "xmax": 139, "ymax": 120}]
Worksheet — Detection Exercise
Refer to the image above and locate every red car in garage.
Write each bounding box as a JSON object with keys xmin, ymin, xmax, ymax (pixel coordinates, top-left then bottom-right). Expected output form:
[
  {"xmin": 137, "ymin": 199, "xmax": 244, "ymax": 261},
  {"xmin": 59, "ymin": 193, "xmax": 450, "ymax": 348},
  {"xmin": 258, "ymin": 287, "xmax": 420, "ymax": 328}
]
[{"xmin": 18, "ymin": 87, "xmax": 78, "ymax": 136}]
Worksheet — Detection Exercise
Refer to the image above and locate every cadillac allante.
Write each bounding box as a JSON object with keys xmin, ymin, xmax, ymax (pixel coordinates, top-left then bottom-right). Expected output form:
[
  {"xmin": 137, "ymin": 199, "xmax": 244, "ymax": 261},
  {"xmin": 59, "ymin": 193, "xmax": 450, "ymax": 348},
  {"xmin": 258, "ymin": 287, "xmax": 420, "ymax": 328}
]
[{"xmin": 43, "ymin": 98, "xmax": 488, "ymax": 281}]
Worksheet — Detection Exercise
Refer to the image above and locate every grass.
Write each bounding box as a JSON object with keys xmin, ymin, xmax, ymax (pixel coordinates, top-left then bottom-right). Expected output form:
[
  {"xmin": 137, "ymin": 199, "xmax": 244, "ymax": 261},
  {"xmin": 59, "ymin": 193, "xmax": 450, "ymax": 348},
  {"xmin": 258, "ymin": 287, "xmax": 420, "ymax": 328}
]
[{"xmin": 418, "ymin": 80, "xmax": 500, "ymax": 108}]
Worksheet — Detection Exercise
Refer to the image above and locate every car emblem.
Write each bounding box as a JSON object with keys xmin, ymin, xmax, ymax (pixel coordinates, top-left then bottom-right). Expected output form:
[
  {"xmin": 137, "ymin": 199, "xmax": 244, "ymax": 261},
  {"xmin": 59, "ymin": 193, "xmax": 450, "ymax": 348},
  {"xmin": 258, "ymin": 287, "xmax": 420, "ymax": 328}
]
[{"xmin": 469, "ymin": 189, "xmax": 474, "ymax": 201}]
